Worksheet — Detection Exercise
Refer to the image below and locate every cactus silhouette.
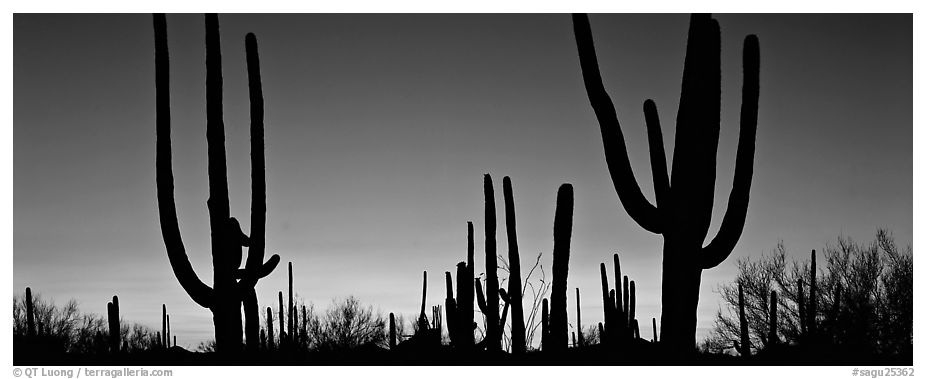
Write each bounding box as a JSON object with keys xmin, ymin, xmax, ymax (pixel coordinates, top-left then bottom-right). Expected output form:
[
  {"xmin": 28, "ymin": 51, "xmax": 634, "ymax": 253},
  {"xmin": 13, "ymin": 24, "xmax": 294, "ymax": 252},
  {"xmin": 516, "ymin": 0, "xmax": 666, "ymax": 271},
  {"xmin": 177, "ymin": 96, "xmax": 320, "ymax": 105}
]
[
  {"xmin": 479, "ymin": 174, "xmax": 501, "ymax": 351},
  {"xmin": 575, "ymin": 287, "xmax": 583, "ymax": 347},
  {"xmin": 798, "ymin": 278, "xmax": 806, "ymax": 337},
  {"xmin": 809, "ymin": 249, "xmax": 818, "ymax": 339},
  {"xmin": 768, "ymin": 290, "xmax": 779, "ymax": 346},
  {"xmin": 278, "ymin": 291, "xmax": 285, "ymax": 348},
  {"xmin": 548, "ymin": 184, "xmax": 574, "ymax": 351},
  {"xmin": 502, "ymin": 176, "xmax": 527, "ymax": 354},
  {"xmin": 599, "ymin": 254, "xmax": 632, "ymax": 344},
  {"xmin": 288, "ymin": 262, "xmax": 294, "ymax": 346},
  {"xmin": 737, "ymin": 282, "xmax": 751, "ymax": 357},
  {"xmin": 266, "ymin": 307, "xmax": 275, "ymax": 351},
  {"xmin": 445, "ymin": 222, "xmax": 477, "ymax": 351},
  {"xmin": 25, "ymin": 287, "xmax": 36, "ymax": 337},
  {"xmin": 573, "ymin": 13, "xmax": 760, "ymax": 351},
  {"xmin": 652, "ymin": 317, "xmax": 658, "ymax": 343},
  {"xmin": 107, "ymin": 296, "xmax": 120, "ymax": 353},
  {"xmin": 418, "ymin": 271, "xmax": 429, "ymax": 332},
  {"xmin": 154, "ymin": 13, "xmax": 280, "ymax": 353},
  {"xmin": 162, "ymin": 304, "xmax": 168, "ymax": 348},
  {"xmin": 540, "ymin": 298, "xmax": 549, "ymax": 351},
  {"xmin": 389, "ymin": 312, "xmax": 397, "ymax": 350}
]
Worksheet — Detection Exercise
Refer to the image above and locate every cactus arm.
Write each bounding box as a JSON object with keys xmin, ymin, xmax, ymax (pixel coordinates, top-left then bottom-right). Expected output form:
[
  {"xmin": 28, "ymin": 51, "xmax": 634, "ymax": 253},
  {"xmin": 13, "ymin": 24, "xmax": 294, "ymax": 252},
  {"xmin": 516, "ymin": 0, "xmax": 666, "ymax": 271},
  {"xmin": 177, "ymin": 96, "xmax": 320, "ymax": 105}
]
[
  {"xmin": 572, "ymin": 14, "xmax": 662, "ymax": 234},
  {"xmin": 475, "ymin": 278, "xmax": 488, "ymax": 315},
  {"xmin": 203, "ymin": 14, "xmax": 232, "ymax": 277},
  {"xmin": 239, "ymin": 32, "xmax": 279, "ymax": 288},
  {"xmin": 699, "ymin": 34, "xmax": 760, "ymax": 270},
  {"xmin": 153, "ymin": 14, "xmax": 214, "ymax": 308},
  {"xmin": 643, "ymin": 100, "xmax": 670, "ymax": 209}
]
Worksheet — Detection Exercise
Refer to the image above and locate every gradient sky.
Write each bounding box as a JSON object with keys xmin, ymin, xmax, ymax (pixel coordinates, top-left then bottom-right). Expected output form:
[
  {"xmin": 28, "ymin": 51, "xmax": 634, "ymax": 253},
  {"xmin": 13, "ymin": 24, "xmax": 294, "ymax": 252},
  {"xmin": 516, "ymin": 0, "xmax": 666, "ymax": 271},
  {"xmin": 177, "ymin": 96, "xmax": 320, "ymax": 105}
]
[{"xmin": 14, "ymin": 14, "xmax": 911, "ymax": 349}]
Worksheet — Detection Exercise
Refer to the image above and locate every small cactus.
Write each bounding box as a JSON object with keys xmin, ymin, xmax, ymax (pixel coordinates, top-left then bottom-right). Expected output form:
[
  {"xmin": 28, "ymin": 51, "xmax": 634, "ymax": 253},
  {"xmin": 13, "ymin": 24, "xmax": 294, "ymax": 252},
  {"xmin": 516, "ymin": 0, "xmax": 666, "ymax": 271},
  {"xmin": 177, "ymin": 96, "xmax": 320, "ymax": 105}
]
[
  {"xmin": 575, "ymin": 287, "xmax": 583, "ymax": 347},
  {"xmin": 798, "ymin": 278, "xmax": 806, "ymax": 336},
  {"xmin": 266, "ymin": 307, "xmax": 275, "ymax": 351},
  {"xmin": 768, "ymin": 290, "xmax": 778, "ymax": 346},
  {"xmin": 737, "ymin": 282, "xmax": 750, "ymax": 357},
  {"xmin": 25, "ymin": 287, "xmax": 36, "ymax": 337},
  {"xmin": 389, "ymin": 312, "xmax": 397, "ymax": 350},
  {"xmin": 107, "ymin": 295, "xmax": 120, "ymax": 354},
  {"xmin": 541, "ymin": 298, "xmax": 549, "ymax": 351},
  {"xmin": 809, "ymin": 250, "xmax": 818, "ymax": 338},
  {"xmin": 652, "ymin": 318, "xmax": 658, "ymax": 343},
  {"xmin": 278, "ymin": 291, "xmax": 284, "ymax": 348}
]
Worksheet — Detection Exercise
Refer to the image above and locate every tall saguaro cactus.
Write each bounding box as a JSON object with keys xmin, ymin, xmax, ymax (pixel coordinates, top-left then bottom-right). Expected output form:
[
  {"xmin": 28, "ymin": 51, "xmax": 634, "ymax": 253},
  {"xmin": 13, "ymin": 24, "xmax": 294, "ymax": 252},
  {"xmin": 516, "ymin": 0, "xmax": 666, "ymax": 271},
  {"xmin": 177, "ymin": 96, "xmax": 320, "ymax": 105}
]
[
  {"xmin": 573, "ymin": 13, "xmax": 760, "ymax": 352},
  {"xmin": 480, "ymin": 174, "xmax": 501, "ymax": 351},
  {"xmin": 548, "ymin": 184, "xmax": 574, "ymax": 351},
  {"xmin": 502, "ymin": 176, "xmax": 526, "ymax": 354},
  {"xmin": 154, "ymin": 14, "xmax": 280, "ymax": 353}
]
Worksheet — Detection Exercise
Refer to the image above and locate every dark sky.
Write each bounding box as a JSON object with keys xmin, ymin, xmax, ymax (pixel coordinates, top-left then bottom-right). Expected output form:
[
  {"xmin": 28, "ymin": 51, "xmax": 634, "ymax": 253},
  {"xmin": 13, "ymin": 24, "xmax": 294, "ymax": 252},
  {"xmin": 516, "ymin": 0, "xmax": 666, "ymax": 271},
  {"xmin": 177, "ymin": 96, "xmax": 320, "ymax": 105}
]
[{"xmin": 14, "ymin": 14, "xmax": 912, "ymax": 348}]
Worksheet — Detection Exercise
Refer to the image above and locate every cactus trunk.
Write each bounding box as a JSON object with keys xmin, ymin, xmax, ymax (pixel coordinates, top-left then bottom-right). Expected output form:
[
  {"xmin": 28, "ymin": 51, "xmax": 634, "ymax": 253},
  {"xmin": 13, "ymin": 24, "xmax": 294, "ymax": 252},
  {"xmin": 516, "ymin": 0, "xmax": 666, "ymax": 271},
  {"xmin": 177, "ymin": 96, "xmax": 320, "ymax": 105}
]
[
  {"xmin": 548, "ymin": 184, "xmax": 574, "ymax": 351},
  {"xmin": 809, "ymin": 249, "xmax": 817, "ymax": 338},
  {"xmin": 278, "ymin": 291, "xmax": 284, "ymax": 348},
  {"xmin": 502, "ymin": 177, "xmax": 526, "ymax": 354},
  {"xmin": 540, "ymin": 298, "xmax": 549, "ymax": 351},
  {"xmin": 738, "ymin": 282, "xmax": 750, "ymax": 356},
  {"xmin": 25, "ymin": 287, "xmax": 35, "ymax": 337},
  {"xmin": 389, "ymin": 312, "xmax": 397, "ymax": 350},
  {"xmin": 266, "ymin": 307, "xmax": 275, "ymax": 351},
  {"xmin": 107, "ymin": 296, "xmax": 120, "ymax": 353},
  {"xmin": 576, "ymin": 287, "xmax": 583, "ymax": 347},
  {"xmin": 769, "ymin": 290, "xmax": 778, "ymax": 346},
  {"xmin": 798, "ymin": 278, "xmax": 806, "ymax": 336},
  {"xmin": 482, "ymin": 174, "xmax": 500, "ymax": 351}
]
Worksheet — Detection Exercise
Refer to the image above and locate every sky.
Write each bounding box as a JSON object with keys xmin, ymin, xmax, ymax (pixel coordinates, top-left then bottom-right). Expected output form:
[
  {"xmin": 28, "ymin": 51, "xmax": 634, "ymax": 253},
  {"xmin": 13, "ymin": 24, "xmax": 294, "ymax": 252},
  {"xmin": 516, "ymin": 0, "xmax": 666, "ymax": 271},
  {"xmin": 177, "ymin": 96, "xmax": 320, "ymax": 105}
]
[{"xmin": 13, "ymin": 13, "xmax": 912, "ymax": 349}]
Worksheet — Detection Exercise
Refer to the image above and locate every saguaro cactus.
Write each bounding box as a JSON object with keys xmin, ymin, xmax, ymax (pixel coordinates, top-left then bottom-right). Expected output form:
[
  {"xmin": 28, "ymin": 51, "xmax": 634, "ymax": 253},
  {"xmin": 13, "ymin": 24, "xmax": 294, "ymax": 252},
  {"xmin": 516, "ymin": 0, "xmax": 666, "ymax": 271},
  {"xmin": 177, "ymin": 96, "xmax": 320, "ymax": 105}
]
[
  {"xmin": 768, "ymin": 290, "xmax": 778, "ymax": 346},
  {"xmin": 389, "ymin": 312, "xmax": 397, "ymax": 350},
  {"xmin": 652, "ymin": 318, "xmax": 658, "ymax": 343},
  {"xmin": 808, "ymin": 250, "xmax": 817, "ymax": 339},
  {"xmin": 576, "ymin": 287, "xmax": 583, "ymax": 347},
  {"xmin": 480, "ymin": 174, "xmax": 501, "ymax": 351},
  {"xmin": 25, "ymin": 287, "xmax": 35, "ymax": 337},
  {"xmin": 107, "ymin": 296, "xmax": 120, "ymax": 353},
  {"xmin": 288, "ymin": 262, "xmax": 294, "ymax": 345},
  {"xmin": 797, "ymin": 278, "xmax": 806, "ymax": 336},
  {"xmin": 573, "ymin": 13, "xmax": 760, "ymax": 351},
  {"xmin": 162, "ymin": 304, "xmax": 168, "ymax": 348},
  {"xmin": 154, "ymin": 14, "xmax": 280, "ymax": 353},
  {"xmin": 266, "ymin": 307, "xmax": 275, "ymax": 351},
  {"xmin": 278, "ymin": 291, "xmax": 285, "ymax": 347},
  {"xmin": 549, "ymin": 184, "xmax": 574, "ymax": 351},
  {"xmin": 541, "ymin": 298, "xmax": 549, "ymax": 351},
  {"xmin": 737, "ymin": 282, "xmax": 751, "ymax": 357},
  {"xmin": 503, "ymin": 176, "xmax": 526, "ymax": 354}
]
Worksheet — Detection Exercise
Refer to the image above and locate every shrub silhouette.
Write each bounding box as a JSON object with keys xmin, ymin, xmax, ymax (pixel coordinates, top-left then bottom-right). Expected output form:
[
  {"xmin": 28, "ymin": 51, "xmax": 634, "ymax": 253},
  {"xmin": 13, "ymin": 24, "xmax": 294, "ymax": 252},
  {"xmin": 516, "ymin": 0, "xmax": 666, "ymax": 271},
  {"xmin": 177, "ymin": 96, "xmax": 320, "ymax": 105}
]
[
  {"xmin": 706, "ymin": 230, "xmax": 912, "ymax": 362},
  {"xmin": 573, "ymin": 13, "xmax": 760, "ymax": 353},
  {"xmin": 154, "ymin": 13, "xmax": 280, "ymax": 353}
]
